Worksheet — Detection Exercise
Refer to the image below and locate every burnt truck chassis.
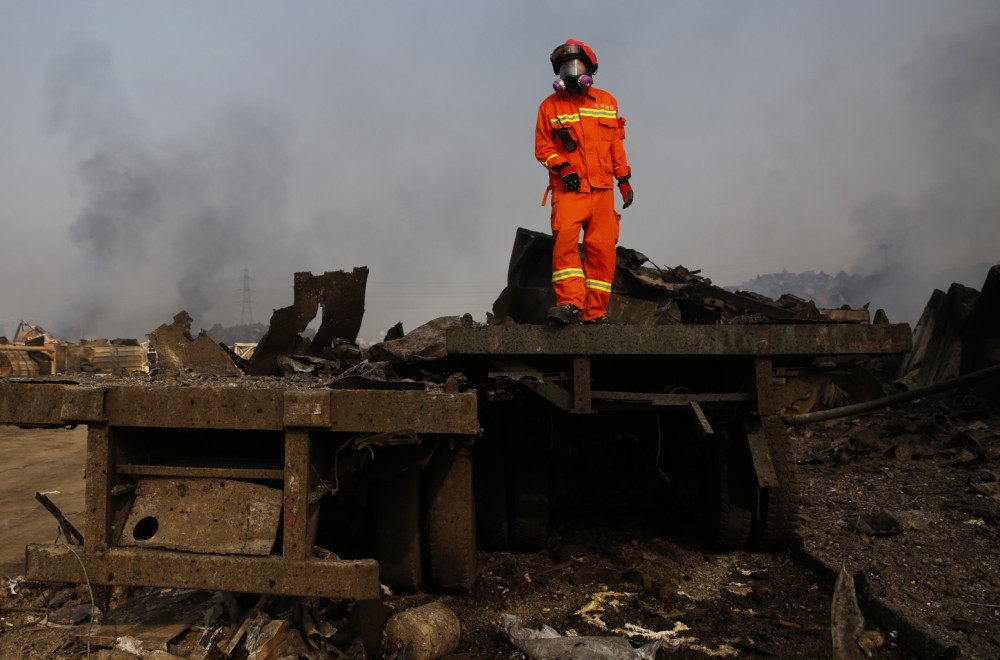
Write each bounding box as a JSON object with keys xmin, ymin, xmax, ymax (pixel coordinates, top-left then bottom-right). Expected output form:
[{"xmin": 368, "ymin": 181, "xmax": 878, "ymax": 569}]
[
  {"xmin": 0, "ymin": 381, "xmax": 479, "ymax": 599},
  {"xmin": 0, "ymin": 321, "xmax": 911, "ymax": 598},
  {"xmin": 446, "ymin": 322, "xmax": 913, "ymax": 551}
]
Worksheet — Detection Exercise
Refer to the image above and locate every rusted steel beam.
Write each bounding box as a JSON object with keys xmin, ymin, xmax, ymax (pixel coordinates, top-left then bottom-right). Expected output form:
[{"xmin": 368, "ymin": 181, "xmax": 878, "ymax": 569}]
[
  {"xmin": 589, "ymin": 391, "xmax": 754, "ymax": 406},
  {"xmin": 754, "ymin": 357, "xmax": 777, "ymax": 415},
  {"xmin": 0, "ymin": 383, "xmax": 478, "ymax": 433},
  {"xmin": 744, "ymin": 417, "xmax": 778, "ymax": 490},
  {"xmin": 283, "ymin": 430, "xmax": 313, "ymax": 561},
  {"xmin": 25, "ymin": 545, "xmax": 380, "ymax": 600},
  {"xmin": 105, "ymin": 387, "xmax": 285, "ymax": 429},
  {"xmin": 84, "ymin": 424, "xmax": 112, "ymax": 553},
  {"xmin": 447, "ymin": 323, "xmax": 912, "ymax": 357},
  {"xmin": 0, "ymin": 383, "xmax": 76, "ymax": 426},
  {"xmin": 115, "ymin": 465, "xmax": 285, "ymax": 480}
]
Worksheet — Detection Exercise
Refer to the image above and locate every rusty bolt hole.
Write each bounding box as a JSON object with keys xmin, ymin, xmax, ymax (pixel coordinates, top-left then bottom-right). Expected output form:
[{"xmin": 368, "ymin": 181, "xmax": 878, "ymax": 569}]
[{"xmin": 133, "ymin": 516, "xmax": 159, "ymax": 541}]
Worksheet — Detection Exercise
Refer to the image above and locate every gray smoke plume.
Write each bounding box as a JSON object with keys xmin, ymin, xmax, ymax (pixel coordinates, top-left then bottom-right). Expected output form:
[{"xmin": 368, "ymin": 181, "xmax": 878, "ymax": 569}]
[
  {"xmin": 46, "ymin": 42, "xmax": 291, "ymax": 339},
  {"xmin": 849, "ymin": 17, "xmax": 1000, "ymax": 322}
]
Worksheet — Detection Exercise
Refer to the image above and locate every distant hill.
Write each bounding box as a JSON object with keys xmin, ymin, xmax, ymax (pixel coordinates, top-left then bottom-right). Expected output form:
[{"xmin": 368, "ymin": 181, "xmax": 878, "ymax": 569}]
[{"xmin": 204, "ymin": 322, "xmax": 268, "ymax": 345}]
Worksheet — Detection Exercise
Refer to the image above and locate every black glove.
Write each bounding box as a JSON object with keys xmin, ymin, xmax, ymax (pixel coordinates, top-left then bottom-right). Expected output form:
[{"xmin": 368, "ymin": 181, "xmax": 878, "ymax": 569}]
[
  {"xmin": 617, "ymin": 174, "xmax": 633, "ymax": 209},
  {"xmin": 553, "ymin": 162, "xmax": 581, "ymax": 192}
]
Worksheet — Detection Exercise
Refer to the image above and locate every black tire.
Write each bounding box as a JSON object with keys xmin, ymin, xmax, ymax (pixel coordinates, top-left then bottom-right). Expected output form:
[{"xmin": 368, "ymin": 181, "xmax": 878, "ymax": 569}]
[
  {"xmin": 749, "ymin": 417, "xmax": 802, "ymax": 549},
  {"xmin": 423, "ymin": 441, "xmax": 477, "ymax": 593},
  {"xmin": 702, "ymin": 424, "xmax": 752, "ymax": 550},
  {"xmin": 373, "ymin": 467, "xmax": 422, "ymax": 593}
]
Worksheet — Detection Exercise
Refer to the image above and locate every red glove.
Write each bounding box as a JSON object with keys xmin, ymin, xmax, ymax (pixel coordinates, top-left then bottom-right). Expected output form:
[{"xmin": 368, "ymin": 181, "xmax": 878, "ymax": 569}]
[
  {"xmin": 553, "ymin": 162, "xmax": 581, "ymax": 192},
  {"xmin": 617, "ymin": 175, "xmax": 633, "ymax": 208}
]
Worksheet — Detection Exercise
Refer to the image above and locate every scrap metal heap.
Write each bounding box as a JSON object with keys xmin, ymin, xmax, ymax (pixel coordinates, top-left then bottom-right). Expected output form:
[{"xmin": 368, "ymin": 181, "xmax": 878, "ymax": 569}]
[{"xmin": 0, "ymin": 228, "xmax": 920, "ymax": 600}]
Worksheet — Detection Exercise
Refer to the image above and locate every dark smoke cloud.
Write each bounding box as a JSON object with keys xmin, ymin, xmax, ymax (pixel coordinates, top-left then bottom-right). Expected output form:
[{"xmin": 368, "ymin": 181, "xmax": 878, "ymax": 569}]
[
  {"xmin": 46, "ymin": 43, "xmax": 292, "ymax": 339},
  {"xmin": 850, "ymin": 17, "xmax": 1000, "ymax": 323}
]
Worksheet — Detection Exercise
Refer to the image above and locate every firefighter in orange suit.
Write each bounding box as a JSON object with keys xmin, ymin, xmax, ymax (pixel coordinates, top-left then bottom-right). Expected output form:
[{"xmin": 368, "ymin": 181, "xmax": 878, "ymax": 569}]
[{"xmin": 536, "ymin": 39, "xmax": 633, "ymax": 325}]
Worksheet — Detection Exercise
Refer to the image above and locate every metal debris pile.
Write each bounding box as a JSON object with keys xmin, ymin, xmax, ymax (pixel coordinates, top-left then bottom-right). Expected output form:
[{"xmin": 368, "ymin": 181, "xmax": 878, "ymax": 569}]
[
  {"xmin": 0, "ymin": 578, "xmax": 463, "ymax": 659},
  {"xmin": 488, "ymin": 228, "xmax": 882, "ymax": 327}
]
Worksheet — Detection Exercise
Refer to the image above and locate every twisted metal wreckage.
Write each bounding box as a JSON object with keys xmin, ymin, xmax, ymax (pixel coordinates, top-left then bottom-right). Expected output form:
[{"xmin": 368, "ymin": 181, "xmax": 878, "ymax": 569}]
[{"xmin": 0, "ymin": 227, "xmax": 934, "ymax": 602}]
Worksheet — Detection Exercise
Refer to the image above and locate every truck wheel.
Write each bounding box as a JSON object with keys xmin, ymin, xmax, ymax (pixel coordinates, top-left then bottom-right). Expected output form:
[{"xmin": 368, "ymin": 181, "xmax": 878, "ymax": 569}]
[
  {"xmin": 702, "ymin": 425, "xmax": 752, "ymax": 550},
  {"xmin": 424, "ymin": 442, "xmax": 477, "ymax": 593},
  {"xmin": 373, "ymin": 467, "xmax": 422, "ymax": 593},
  {"xmin": 749, "ymin": 417, "xmax": 802, "ymax": 549}
]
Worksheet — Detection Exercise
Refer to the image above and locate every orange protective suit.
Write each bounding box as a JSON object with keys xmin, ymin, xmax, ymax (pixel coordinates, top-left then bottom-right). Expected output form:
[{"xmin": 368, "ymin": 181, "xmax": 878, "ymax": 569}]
[{"xmin": 535, "ymin": 87, "xmax": 630, "ymax": 321}]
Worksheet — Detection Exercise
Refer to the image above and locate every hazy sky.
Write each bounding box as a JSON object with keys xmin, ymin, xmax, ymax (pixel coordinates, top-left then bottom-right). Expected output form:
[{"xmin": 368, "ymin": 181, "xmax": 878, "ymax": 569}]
[{"xmin": 1, "ymin": 1, "xmax": 998, "ymax": 342}]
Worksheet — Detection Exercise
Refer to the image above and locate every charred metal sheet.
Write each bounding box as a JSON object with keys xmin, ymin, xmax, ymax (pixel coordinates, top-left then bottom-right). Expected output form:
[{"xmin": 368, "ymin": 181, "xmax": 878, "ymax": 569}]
[
  {"xmin": 327, "ymin": 390, "xmax": 479, "ymax": 434},
  {"xmin": 148, "ymin": 311, "xmax": 240, "ymax": 377},
  {"xmin": 119, "ymin": 478, "xmax": 281, "ymax": 555},
  {"xmin": 249, "ymin": 269, "xmax": 368, "ymax": 377},
  {"xmin": 25, "ymin": 545, "xmax": 380, "ymax": 600},
  {"xmin": 248, "ymin": 305, "xmax": 301, "ymax": 377},
  {"xmin": 447, "ymin": 324, "xmax": 912, "ymax": 357},
  {"xmin": 298, "ymin": 268, "xmax": 368, "ymax": 351},
  {"xmin": 368, "ymin": 314, "xmax": 476, "ymax": 373}
]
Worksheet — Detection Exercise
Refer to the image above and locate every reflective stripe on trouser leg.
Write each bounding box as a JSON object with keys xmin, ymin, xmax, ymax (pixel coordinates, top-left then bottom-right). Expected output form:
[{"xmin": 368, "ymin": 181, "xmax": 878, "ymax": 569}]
[{"xmin": 581, "ymin": 188, "xmax": 619, "ymax": 320}]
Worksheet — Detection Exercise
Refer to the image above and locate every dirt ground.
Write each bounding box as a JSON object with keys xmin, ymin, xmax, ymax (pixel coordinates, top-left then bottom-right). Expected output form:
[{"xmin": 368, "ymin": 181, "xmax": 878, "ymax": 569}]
[
  {"xmin": 0, "ymin": 426, "xmax": 86, "ymax": 578},
  {"xmin": 1, "ymin": 387, "xmax": 998, "ymax": 658}
]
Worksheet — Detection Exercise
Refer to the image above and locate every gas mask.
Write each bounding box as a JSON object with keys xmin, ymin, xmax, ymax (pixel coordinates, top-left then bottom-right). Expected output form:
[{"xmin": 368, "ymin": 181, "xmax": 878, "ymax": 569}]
[{"xmin": 553, "ymin": 59, "xmax": 593, "ymax": 94}]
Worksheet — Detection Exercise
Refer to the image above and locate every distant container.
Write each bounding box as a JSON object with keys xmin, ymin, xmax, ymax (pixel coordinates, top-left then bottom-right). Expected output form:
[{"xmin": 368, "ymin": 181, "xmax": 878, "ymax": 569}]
[{"xmin": 84, "ymin": 345, "xmax": 148, "ymax": 373}]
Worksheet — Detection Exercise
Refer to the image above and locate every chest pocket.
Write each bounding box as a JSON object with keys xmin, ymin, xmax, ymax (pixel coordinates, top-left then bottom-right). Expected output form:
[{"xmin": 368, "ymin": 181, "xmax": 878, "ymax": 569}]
[{"xmin": 597, "ymin": 116, "xmax": 618, "ymax": 141}]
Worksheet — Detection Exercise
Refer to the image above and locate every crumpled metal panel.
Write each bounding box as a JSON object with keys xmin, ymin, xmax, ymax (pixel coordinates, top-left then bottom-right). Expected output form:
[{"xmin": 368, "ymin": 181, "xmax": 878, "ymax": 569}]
[{"xmin": 119, "ymin": 478, "xmax": 281, "ymax": 555}]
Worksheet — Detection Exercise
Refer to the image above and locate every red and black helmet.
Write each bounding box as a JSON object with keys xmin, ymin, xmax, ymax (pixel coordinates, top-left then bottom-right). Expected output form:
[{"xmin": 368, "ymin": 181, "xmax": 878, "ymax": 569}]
[{"xmin": 550, "ymin": 39, "xmax": 598, "ymax": 75}]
